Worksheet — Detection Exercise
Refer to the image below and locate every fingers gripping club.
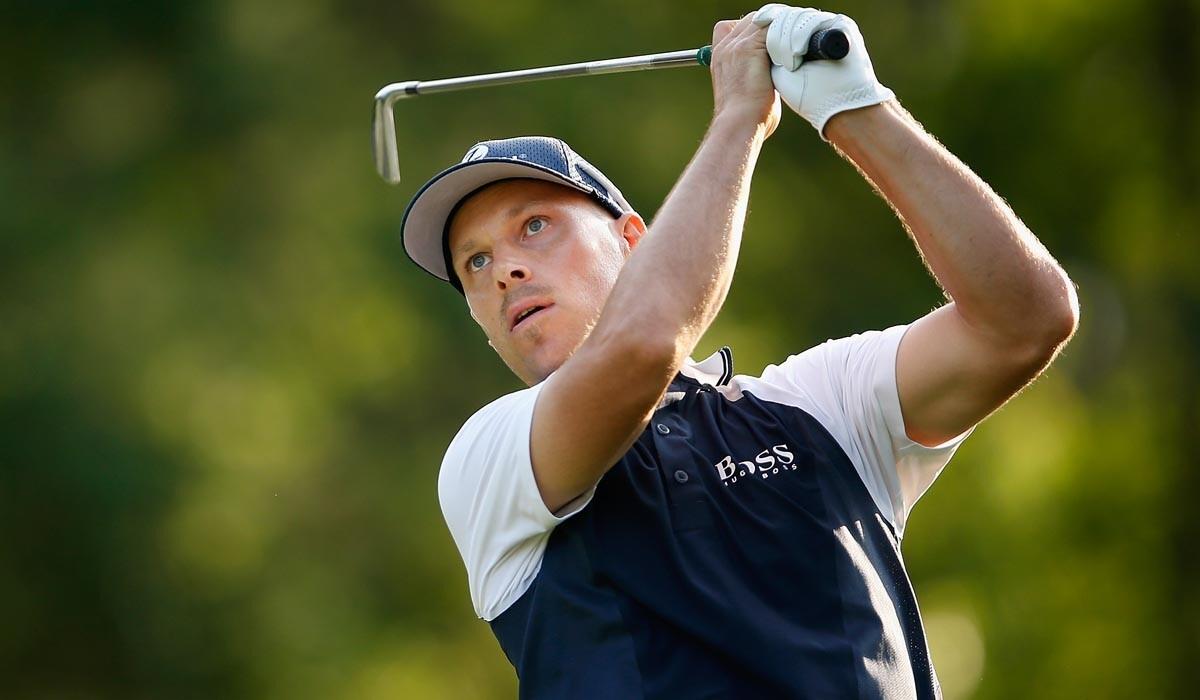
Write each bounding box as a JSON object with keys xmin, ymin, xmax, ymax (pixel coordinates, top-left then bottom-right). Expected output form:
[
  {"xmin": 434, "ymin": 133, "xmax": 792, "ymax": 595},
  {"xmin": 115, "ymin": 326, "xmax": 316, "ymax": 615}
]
[{"xmin": 696, "ymin": 28, "xmax": 849, "ymax": 67}]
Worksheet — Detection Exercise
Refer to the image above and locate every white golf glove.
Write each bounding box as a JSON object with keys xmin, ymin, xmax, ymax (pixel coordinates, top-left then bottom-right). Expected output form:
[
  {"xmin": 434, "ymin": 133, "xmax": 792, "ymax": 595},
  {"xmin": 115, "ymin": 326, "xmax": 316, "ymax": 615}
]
[{"xmin": 752, "ymin": 4, "xmax": 895, "ymax": 139}]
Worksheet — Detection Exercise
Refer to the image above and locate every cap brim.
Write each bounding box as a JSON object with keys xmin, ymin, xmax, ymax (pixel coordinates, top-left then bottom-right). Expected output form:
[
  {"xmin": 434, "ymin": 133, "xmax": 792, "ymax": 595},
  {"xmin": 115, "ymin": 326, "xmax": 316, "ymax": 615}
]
[{"xmin": 401, "ymin": 158, "xmax": 599, "ymax": 282}]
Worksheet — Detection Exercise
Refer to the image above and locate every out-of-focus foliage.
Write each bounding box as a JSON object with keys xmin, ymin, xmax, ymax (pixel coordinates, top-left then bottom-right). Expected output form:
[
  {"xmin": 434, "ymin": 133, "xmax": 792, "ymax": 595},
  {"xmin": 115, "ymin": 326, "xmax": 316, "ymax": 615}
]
[{"xmin": 1, "ymin": 0, "xmax": 1196, "ymax": 697}]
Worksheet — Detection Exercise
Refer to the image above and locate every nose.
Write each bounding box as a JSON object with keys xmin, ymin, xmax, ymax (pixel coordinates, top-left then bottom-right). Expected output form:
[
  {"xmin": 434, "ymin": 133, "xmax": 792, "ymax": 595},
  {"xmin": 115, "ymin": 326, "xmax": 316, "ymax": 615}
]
[{"xmin": 493, "ymin": 256, "xmax": 531, "ymax": 291}]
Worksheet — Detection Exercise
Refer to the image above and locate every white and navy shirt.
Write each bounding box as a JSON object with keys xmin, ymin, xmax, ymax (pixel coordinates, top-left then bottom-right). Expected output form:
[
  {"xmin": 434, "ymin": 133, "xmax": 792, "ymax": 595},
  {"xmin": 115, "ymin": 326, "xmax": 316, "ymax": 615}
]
[{"xmin": 438, "ymin": 323, "xmax": 975, "ymax": 699}]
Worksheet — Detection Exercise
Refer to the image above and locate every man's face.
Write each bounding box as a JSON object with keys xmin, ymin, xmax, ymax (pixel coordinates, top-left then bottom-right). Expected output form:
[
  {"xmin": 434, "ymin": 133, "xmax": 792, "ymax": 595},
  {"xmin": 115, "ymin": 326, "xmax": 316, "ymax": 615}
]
[{"xmin": 446, "ymin": 178, "xmax": 645, "ymax": 386}]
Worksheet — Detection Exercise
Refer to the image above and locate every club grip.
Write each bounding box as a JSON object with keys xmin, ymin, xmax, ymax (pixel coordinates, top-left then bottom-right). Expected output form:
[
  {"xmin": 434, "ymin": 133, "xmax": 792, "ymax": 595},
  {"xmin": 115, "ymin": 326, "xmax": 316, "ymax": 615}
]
[
  {"xmin": 696, "ymin": 28, "xmax": 850, "ymax": 67},
  {"xmin": 804, "ymin": 27, "xmax": 850, "ymax": 61}
]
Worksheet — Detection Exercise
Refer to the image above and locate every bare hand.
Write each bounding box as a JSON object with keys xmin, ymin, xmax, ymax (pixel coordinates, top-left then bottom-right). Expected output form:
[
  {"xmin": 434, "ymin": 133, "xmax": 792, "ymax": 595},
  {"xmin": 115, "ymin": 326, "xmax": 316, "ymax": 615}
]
[{"xmin": 709, "ymin": 11, "xmax": 782, "ymax": 137}]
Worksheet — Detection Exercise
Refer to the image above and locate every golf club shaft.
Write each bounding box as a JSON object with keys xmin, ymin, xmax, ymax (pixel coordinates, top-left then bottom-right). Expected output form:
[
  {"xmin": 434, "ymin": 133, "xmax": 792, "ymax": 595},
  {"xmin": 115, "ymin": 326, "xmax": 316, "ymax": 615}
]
[
  {"xmin": 374, "ymin": 29, "xmax": 848, "ymax": 183},
  {"xmin": 401, "ymin": 49, "xmax": 701, "ymax": 98},
  {"xmin": 394, "ymin": 29, "xmax": 846, "ymax": 98}
]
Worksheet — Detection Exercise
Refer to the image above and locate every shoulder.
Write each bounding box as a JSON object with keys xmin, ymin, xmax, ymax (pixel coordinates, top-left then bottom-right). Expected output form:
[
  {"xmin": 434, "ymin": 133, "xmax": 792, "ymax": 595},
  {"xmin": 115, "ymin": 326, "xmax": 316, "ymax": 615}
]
[
  {"xmin": 438, "ymin": 381, "xmax": 546, "ymax": 509},
  {"xmin": 732, "ymin": 324, "xmax": 907, "ymax": 412},
  {"xmin": 446, "ymin": 382, "xmax": 544, "ymax": 451}
]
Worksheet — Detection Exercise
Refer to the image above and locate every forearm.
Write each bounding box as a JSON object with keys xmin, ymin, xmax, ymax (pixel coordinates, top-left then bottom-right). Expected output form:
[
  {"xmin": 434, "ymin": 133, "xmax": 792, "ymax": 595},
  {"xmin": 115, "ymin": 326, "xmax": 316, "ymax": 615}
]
[
  {"xmin": 593, "ymin": 113, "xmax": 767, "ymax": 361},
  {"xmin": 826, "ymin": 101, "xmax": 1078, "ymax": 346}
]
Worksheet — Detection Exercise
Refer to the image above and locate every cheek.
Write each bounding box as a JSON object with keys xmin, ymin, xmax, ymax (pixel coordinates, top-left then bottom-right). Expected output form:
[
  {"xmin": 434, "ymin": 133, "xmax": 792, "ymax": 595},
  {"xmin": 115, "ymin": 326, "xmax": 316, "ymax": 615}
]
[
  {"xmin": 596, "ymin": 247, "xmax": 625, "ymax": 285},
  {"xmin": 575, "ymin": 235, "xmax": 624, "ymax": 289},
  {"xmin": 538, "ymin": 229, "xmax": 625, "ymax": 321}
]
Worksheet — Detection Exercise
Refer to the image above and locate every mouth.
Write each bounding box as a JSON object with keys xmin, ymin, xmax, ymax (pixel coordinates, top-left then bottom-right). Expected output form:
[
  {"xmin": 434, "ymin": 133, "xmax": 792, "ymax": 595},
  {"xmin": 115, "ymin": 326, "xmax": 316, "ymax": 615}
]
[{"xmin": 510, "ymin": 303, "xmax": 553, "ymax": 332}]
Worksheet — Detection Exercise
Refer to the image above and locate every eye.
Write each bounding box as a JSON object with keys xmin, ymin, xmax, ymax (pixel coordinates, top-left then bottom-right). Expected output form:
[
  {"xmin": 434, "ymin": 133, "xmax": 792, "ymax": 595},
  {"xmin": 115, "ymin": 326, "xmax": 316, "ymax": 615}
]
[
  {"xmin": 466, "ymin": 252, "xmax": 490, "ymax": 273},
  {"xmin": 524, "ymin": 216, "xmax": 547, "ymax": 236}
]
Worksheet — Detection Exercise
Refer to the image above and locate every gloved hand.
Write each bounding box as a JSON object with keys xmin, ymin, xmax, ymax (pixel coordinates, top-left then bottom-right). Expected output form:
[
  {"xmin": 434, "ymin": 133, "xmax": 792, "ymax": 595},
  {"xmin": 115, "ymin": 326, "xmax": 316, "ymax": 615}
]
[{"xmin": 752, "ymin": 5, "xmax": 895, "ymax": 139}]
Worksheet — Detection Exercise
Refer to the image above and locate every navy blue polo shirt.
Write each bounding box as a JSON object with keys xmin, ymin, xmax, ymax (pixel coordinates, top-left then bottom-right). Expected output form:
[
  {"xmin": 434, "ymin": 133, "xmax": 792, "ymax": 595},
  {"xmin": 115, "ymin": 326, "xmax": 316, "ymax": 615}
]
[{"xmin": 438, "ymin": 324, "xmax": 975, "ymax": 698}]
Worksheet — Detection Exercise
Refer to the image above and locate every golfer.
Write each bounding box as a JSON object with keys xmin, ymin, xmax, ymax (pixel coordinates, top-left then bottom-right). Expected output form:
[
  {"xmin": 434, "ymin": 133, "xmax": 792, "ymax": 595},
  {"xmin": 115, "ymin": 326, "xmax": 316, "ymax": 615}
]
[{"xmin": 402, "ymin": 5, "xmax": 1078, "ymax": 697}]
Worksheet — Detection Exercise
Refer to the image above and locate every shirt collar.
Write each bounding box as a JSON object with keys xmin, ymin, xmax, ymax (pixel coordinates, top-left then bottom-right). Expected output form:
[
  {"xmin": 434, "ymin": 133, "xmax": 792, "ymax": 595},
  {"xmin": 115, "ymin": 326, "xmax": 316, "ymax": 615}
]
[{"xmin": 678, "ymin": 345, "xmax": 733, "ymax": 387}]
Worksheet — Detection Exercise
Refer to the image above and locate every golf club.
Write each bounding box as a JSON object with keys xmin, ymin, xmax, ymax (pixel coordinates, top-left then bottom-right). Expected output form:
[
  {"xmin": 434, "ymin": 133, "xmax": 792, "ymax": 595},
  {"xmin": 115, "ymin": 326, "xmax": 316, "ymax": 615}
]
[{"xmin": 372, "ymin": 28, "xmax": 850, "ymax": 184}]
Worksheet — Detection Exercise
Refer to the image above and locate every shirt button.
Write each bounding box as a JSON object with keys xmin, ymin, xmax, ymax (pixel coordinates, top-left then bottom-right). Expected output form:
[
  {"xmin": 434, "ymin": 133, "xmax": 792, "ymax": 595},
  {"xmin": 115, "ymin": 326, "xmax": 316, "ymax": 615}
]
[
  {"xmin": 655, "ymin": 423, "xmax": 670, "ymax": 435},
  {"xmin": 674, "ymin": 470, "xmax": 689, "ymax": 483}
]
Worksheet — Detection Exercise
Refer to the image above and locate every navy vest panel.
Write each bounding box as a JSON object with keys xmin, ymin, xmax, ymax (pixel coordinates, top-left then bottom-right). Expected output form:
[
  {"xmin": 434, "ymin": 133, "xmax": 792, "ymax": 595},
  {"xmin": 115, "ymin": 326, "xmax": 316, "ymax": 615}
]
[{"xmin": 490, "ymin": 374, "xmax": 940, "ymax": 699}]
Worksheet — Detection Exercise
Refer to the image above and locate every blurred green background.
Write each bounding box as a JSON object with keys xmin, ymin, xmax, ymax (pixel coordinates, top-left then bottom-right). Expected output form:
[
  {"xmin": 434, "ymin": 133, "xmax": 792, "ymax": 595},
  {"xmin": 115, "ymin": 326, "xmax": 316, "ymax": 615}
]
[{"xmin": 2, "ymin": 0, "xmax": 1197, "ymax": 697}]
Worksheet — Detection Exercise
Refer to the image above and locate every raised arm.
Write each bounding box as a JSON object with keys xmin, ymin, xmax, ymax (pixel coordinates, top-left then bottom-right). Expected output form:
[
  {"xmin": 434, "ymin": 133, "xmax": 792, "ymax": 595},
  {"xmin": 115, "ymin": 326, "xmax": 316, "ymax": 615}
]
[
  {"xmin": 825, "ymin": 102, "xmax": 1078, "ymax": 447},
  {"xmin": 530, "ymin": 14, "xmax": 781, "ymax": 512},
  {"xmin": 748, "ymin": 5, "xmax": 1078, "ymax": 449}
]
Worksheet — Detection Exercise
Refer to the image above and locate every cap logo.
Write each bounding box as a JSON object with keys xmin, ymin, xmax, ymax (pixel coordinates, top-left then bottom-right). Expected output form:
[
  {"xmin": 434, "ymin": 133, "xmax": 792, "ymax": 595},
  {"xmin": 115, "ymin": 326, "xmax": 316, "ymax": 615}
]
[{"xmin": 462, "ymin": 144, "xmax": 489, "ymax": 162}]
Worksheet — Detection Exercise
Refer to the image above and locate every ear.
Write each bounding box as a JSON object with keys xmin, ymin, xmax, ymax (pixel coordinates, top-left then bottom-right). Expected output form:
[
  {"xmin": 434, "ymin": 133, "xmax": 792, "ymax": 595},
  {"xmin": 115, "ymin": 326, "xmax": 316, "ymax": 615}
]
[{"xmin": 614, "ymin": 211, "xmax": 647, "ymax": 256}]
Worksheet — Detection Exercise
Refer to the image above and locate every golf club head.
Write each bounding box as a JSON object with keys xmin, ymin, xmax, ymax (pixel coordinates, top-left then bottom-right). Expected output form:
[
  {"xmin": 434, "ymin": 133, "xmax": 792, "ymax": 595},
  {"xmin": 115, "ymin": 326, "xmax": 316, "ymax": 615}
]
[{"xmin": 372, "ymin": 81, "xmax": 419, "ymax": 184}]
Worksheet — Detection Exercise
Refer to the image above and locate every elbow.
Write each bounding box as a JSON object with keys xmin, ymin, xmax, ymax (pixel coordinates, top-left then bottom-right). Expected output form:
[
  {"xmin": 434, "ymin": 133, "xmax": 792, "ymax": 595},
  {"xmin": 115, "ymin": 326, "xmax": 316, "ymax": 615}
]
[
  {"xmin": 1022, "ymin": 269, "xmax": 1080, "ymax": 356},
  {"xmin": 1045, "ymin": 270, "xmax": 1081, "ymax": 345}
]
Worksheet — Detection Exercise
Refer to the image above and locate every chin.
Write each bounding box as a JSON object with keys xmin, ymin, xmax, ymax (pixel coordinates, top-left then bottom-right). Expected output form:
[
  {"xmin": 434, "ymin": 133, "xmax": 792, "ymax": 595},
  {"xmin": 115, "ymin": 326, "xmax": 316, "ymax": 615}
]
[{"xmin": 510, "ymin": 314, "xmax": 591, "ymax": 385}]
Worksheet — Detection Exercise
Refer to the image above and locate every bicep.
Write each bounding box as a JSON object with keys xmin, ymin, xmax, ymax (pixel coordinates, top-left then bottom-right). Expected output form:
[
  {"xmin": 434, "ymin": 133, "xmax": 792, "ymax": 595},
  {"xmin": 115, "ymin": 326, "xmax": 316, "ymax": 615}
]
[
  {"xmin": 895, "ymin": 302, "xmax": 1057, "ymax": 447},
  {"xmin": 530, "ymin": 339, "xmax": 674, "ymax": 513}
]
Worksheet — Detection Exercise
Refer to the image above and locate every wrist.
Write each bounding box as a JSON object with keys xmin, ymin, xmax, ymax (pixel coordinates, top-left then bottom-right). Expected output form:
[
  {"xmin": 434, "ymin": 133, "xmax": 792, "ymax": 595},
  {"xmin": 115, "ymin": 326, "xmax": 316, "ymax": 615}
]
[
  {"xmin": 709, "ymin": 107, "xmax": 771, "ymax": 143},
  {"xmin": 823, "ymin": 98, "xmax": 902, "ymax": 146}
]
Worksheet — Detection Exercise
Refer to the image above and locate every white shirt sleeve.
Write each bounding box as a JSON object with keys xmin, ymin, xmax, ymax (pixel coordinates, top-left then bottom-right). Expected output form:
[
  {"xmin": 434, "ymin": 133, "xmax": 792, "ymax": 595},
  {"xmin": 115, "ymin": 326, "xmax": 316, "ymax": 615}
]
[
  {"xmin": 750, "ymin": 323, "xmax": 975, "ymax": 539},
  {"xmin": 437, "ymin": 374, "xmax": 596, "ymax": 621}
]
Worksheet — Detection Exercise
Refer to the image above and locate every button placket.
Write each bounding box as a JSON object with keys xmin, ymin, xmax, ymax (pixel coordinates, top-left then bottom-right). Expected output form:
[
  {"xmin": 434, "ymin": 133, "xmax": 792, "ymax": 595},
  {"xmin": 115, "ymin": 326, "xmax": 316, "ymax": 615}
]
[{"xmin": 650, "ymin": 415, "xmax": 698, "ymax": 488}]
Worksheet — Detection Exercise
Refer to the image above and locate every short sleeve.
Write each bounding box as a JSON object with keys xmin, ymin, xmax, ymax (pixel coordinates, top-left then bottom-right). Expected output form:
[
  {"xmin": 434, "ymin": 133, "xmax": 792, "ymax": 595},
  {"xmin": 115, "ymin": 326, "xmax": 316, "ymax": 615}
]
[
  {"xmin": 437, "ymin": 376, "xmax": 596, "ymax": 621},
  {"xmin": 751, "ymin": 323, "xmax": 975, "ymax": 538}
]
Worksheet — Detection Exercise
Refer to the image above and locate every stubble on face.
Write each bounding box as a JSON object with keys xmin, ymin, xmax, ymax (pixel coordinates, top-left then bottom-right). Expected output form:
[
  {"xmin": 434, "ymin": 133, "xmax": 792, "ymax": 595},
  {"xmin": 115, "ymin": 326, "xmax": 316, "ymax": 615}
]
[{"xmin": 518, "ymin": 297, "xmax": 603, "ymax": 384}]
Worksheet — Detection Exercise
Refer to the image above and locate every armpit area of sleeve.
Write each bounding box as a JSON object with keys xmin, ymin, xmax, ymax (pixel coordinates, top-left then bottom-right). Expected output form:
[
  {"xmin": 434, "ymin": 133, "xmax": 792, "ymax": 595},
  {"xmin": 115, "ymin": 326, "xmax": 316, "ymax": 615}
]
[
  {"xmin": 873, "ymin": 323, "xmax": 976, "ymax": 524},
  {"xmin": 874, "ymin": 323, "xmax": 976, "ymax": 452}
]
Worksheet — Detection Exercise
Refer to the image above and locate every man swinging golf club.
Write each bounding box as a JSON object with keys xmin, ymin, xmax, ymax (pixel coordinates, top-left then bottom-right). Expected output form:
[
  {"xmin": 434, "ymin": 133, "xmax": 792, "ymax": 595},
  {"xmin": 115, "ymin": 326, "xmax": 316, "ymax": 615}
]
[{"xmin": 400, "ymin": 4, "xmax": 1079, "ymax": 697}]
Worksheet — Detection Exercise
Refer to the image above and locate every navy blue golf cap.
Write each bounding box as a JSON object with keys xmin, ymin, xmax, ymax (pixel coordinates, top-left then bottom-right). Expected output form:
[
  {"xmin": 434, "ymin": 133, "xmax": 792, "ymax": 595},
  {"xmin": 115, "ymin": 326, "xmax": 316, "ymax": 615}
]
[{"xmin": 401, "ymin": 136, "xmax": 635, "ymax": 289}]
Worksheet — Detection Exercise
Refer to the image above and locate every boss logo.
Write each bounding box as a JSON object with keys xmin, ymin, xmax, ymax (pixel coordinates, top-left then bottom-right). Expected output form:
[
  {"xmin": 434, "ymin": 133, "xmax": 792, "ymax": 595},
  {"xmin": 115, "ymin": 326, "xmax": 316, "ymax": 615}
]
[{"xmin": 714, "ymin": 444, "xmax": 796, "ymax": 485}]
